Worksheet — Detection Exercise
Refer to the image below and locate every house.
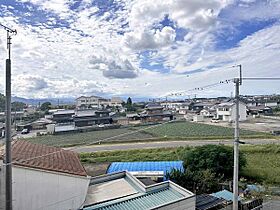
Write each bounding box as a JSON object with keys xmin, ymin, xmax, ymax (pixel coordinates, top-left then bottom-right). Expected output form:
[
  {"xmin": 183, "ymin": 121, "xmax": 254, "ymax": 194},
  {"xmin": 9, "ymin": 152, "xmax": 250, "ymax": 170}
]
[
  {"xmin": 76, "ymin": 96, "xmax": 123, "ymax": 109},
  {"xmin": 0, "ymin": 140, "xmax": 90, "ymax": 210},
  {"xmin": 216, "ymin": 101, "xmax": 247, "ymax": 122},
  {"xmin": 74, "ymin": 109, "xmax": 113, "ymax": 127},
  {"xmin": 52, "ymin": 109, "xmax": 75, "ymax": 124},
  {"xmin": 200, "ymin": 107, "xmax": 216, "ymax": 118},
  {"xmin": 160, "ymin": 100, "xmax": 191, "ymax": 111},
  {"xmin": 83, "ymin": 171, "xmax": 195, "ymax": 210},
  {"xmin": 190, "ymin": 102, "xmax": 215, "ymax": 112},
  {"xmin": 107, "ymin": 161, "xmax": 184, "ymax": 181},
  {"xmin": 247, "ymin": 106, "xmax": 273, "ymax": 116},
  {"xmin": 140, "ymin": 103, "xmax": 173, "ymax": 123}
]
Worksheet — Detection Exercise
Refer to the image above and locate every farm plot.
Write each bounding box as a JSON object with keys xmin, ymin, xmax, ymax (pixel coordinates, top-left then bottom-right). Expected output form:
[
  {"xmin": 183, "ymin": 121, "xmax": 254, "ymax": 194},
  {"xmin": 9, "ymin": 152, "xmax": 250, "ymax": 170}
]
[
  {"xmin": 25, "ymin": 121, "xmax": 270, "ymax": 147},
  {"xmin": 144, "ymin": 121, "xmax": 265, "ymax": 138},
  {"xmin": 26, "ymin": 126, "xmax": 155, "ymax": 147}
]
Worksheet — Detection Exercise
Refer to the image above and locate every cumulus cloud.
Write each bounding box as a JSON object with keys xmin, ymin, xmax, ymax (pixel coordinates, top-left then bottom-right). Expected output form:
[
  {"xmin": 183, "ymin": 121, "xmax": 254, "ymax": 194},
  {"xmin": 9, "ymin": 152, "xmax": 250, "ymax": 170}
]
[
  {"xmin": 89, "ymin": 54, "xmax": 138, "ymax": 79},
  {"xmin": 12, "ymin": 74, "xmax": 49, "ymax": 93},
  {"xmin": 124, "ymin": 26, "xmax": 176, "ymax": 50},
  {"xmin": 0, "ymin": 0, "xmax": 279, "ymax": 99}
]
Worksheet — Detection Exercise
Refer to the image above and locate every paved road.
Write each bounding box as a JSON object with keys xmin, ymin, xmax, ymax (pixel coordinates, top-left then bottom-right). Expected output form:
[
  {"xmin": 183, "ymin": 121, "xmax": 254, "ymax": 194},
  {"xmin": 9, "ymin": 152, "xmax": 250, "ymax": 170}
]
[{"xmin": 72, "ymin": 139, "xmax": 280, "ymax": 153}]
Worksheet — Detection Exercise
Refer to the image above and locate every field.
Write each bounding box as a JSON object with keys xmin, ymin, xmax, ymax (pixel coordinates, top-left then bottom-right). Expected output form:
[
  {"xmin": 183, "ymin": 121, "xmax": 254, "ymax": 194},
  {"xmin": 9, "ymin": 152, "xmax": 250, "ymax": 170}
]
[
  {"xmin": 80, "ymin": 144, "xmax": 280, "ymax": 185},
  {"xmin": 25, "ymin": 121, "xmax": 270, "ymax": 147},
  {"xmin": 241, "ymin": 145, "xmax": 280, "ymax": 184}
]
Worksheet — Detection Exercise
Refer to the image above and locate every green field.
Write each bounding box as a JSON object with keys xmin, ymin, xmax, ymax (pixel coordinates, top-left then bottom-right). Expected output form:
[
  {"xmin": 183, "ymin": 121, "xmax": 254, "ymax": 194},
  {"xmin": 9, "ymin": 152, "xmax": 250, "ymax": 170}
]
[
  {"xmin": 241, "ymin": 145, "xmax": 280, "ymax": 184},
  {"xmin": 25, "ymin": 121, "xmax": 270, "ymax": 147},
  {"xmin": 80, "ymin": 145, "xmax": 280, "ymax": 185}
]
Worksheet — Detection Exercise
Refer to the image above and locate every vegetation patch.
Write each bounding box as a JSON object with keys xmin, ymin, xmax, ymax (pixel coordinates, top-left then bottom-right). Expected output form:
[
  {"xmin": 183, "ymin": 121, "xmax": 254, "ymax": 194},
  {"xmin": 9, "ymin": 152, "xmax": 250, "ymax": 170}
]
[
  {"xmin": 25, "ymin": 121, "xmax": 270, "ymax": 147},
  {"xmin": 80, "ymin": 144, "xmax": 280, "ymax": 185}
]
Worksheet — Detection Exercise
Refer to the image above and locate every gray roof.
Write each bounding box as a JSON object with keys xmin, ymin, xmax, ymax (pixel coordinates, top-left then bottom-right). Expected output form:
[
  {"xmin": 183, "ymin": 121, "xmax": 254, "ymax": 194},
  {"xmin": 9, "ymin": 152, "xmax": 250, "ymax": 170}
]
[{"xmin": 83, "ymin": 171, "xmax": 194, "ymax": 210}]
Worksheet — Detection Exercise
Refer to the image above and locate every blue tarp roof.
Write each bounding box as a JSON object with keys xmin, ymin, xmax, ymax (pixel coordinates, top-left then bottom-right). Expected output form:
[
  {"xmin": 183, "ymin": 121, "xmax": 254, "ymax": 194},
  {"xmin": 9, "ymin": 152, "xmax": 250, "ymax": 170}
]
[
  {"xmin": 212, "ymin": 190, "xmax": 241, "ymax": 202},
  {"xmin": 107, "ymin": 161, "xmax": 184, "ymax": 178}
]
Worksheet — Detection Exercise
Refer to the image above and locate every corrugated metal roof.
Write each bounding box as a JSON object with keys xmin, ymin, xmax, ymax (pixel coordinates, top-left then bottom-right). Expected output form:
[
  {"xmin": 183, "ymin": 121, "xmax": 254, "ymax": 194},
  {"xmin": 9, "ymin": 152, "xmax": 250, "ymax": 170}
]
[
  {"xmin": 212, "ymin": 190, "xmax": 240, "ymax": 202},
  {"xmin": 84, "ymin": 187, "xmax": 184, "ymax": 210},
  {"xmin": 107, "ymin": 161, "xmax": 184, "ymax": 177},
  {"xmin": 196, "ymin": 194, "xmax": 226, "ymax": 210}
]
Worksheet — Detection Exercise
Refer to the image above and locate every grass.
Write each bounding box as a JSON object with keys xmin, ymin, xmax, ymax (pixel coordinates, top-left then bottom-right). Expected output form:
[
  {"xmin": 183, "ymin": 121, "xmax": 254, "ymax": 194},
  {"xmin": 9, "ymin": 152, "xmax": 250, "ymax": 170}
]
[
  {"xmin": 80, "ymin": 144, "xmax": 280, "ymax": 185},
  {"xmin": 25, "ymin": 121, "xmax": 271, "ymax": 147},
  {"xmin": 240, "ymin": 145, "xmax": 280, "ymax": 184}
]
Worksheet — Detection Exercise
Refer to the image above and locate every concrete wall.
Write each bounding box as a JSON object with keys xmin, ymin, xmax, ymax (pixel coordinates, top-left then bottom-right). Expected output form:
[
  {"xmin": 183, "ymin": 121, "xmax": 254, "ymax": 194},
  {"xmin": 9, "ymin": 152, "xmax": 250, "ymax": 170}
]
[
  {"xmin": 154, "ymin": 196, "xmax": 195, "ymax": 210},
  {"xmin": 1, "ymin": 165, "xmax": 90, "ymax": 210},
  {"xmin": 231, "ymin": 103, "xmax": 247, "ymax": 122}
]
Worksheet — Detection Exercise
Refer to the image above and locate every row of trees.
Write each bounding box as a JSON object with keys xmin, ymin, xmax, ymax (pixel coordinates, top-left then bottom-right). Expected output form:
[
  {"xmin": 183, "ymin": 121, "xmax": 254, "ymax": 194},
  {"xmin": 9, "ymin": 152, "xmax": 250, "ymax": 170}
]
[
  {"xmin": 167, "ymin": 145, "xmax": 246, "ymax": 194},
  {"xmin": 0, "ymin": 93, "xmax": 26, "ymax": 112}
]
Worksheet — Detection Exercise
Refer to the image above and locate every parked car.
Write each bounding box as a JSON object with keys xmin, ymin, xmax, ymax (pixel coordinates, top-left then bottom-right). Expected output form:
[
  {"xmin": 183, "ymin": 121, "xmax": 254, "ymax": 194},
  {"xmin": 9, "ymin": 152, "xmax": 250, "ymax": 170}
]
[
  {"xmin": 21, "ymin": 128, "xmax": 29, "ymax": 134},
  {"xmin": 211, "ymin": 118, "xmax": 220, "ymax": 123}
]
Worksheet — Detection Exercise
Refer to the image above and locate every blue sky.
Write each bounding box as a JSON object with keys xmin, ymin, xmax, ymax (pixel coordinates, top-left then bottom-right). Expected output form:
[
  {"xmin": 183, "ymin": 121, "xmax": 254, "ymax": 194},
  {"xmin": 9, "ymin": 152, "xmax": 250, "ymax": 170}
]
[{"xmin": 0, "ymin": 0, "xmax": 280, "ymax": 99}]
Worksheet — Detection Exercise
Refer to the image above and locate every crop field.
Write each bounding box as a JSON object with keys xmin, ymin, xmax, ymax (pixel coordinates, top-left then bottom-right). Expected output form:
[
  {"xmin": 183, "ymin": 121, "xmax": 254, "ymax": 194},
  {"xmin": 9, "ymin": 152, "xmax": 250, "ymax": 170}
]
[
  {"xmin": 240, "ymin": 145, "xmax": 280, "ymax": 184},
  {"xmin": 80, "ymin": 144, "xmax": 280, "ymax": 185},
  {"xmin": 144, "ymin": 121, "xmax": 263, "ymax": 138},
  {"xmin": 25, "ymin": 121, "xmax": 270, "ymax": 147}
]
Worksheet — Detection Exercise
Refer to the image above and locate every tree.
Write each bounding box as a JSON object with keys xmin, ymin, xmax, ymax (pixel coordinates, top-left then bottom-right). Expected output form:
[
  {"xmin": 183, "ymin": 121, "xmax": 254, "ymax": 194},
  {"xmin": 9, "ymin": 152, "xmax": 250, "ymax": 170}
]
[
  {"xmin": 0, "ymin": 93, "xmax": 5, "ymax": 112},
  {"xmin": 12, "ymin": 101, "xmax": 26, "ymax": 111},
  {"xmin": 40, "ymin": 102, "xmax": 52, "ymax": 111},
  {"xmin": 168, "ymin": 145, "xmax": 247, "ymax": 194},
  {"xmin": 126, "ymin": 97, "xmax": 132, "ymax": 106},
  {"xmin": 182, "ymin": 145, "xmax": 246, "ymax": 179}
]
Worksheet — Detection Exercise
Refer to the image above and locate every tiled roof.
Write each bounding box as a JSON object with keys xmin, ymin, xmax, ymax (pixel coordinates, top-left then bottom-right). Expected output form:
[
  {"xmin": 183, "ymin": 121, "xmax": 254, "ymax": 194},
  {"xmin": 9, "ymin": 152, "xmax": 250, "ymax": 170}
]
[{"xmin": 0, "ymin": 140, "xmax": 87, "ymax": 177}]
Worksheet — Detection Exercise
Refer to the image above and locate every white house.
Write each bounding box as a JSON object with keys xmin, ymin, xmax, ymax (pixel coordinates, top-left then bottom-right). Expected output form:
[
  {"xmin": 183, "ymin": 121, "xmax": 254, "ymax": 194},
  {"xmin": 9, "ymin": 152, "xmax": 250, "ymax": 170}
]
[
  {"xmin": 0, "ymin": 140, "xmax": 90, "ymax": 210},
  {"xmin": 216, "ymin": 101, "xmax": 247, "ymax": 122},
  {"xmin": 76, "ymin": 96, "xmax": 123, "ymax": 109}
]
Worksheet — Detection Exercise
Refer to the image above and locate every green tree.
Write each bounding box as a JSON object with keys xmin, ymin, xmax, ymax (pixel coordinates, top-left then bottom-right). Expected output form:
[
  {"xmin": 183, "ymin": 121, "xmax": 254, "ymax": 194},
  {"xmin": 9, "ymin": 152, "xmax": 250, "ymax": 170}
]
[
  {"xmin": 168, "ymin": 145, "xmax": 247, "ymax": 194},
  {"xmin": 40, "ymin": 102, "xmax": 52, "ymax": 111},
  {"xmin": 126, "ymin": 97, "xmax": 132, "ymax": 106},
  {"xmin": 12, "ymin": 101, "xmax": 26, "ymax": 111},
  {"xmin": 0, "ymin": 93, "xmax": 5, "ymax": 112},
  {"xmin": 183, "ymin": 145, "xmax": 246, "ymax": 178}
]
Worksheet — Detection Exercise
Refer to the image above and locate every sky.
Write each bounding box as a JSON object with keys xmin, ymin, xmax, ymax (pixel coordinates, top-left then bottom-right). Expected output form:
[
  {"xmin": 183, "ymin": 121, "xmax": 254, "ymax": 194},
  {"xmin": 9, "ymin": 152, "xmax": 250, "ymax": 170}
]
[{"xmin": 0, "ymin": 0, "xmax": 280, "ymax": 99}]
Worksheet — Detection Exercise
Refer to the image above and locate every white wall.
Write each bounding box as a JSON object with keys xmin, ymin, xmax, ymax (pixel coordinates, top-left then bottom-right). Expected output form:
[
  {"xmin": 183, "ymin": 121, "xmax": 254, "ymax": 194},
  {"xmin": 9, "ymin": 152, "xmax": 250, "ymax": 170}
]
[{"xmin": 10, "ymin": 166, "xmax": 89, "ymax": 210}]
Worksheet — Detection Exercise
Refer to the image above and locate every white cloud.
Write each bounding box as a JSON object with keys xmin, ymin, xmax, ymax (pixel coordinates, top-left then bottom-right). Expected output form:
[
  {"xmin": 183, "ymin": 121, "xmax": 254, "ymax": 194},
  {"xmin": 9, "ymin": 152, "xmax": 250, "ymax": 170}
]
[
  {"xmin": 124, "ymin": 26, "xmax": 176, "ymax": 50},
  {"xmin": 0, "ymin": 0, "xmax": 279, "ymax": 99}
]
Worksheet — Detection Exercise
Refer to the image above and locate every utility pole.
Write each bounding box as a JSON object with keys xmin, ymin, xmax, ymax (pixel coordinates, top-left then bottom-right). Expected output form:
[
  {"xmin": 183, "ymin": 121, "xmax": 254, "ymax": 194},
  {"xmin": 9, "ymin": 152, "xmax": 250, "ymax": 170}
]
[
  {"xmin": 231, "ymin": 64, "xmax": 242, "ymax": 210},
  {"xmin": 1, "ymin": 23, "xmax": 17, "ymax": 210},
  {"xmin": 233, "ymin": 78, "xmax": 240, "ymax": 210}
]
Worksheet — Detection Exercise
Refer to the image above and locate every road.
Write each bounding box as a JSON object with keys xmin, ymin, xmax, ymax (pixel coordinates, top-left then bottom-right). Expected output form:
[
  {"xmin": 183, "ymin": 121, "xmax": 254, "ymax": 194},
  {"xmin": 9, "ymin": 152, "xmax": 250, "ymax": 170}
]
[{"xmin": 72, "ymin": 139, "xmax": 280, "ymax": 153}]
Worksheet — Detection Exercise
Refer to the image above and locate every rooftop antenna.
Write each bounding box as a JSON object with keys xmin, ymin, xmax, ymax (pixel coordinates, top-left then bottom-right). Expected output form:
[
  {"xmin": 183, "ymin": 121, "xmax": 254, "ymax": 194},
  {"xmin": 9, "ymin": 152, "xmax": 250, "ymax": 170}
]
[{"xmin": 0, "ymin": 22, "xmax": 17, "ymax": 210}]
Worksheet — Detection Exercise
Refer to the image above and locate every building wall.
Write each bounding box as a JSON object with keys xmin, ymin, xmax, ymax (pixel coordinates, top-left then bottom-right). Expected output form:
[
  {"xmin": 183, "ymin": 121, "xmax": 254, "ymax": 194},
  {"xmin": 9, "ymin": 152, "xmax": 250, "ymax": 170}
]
[
  {"xmin": 0, "ymin": 165, "xmax": 90, "ymax": 210},
  {"xmin": 154, "ymin": 196, "xmax": 195, "ymax": 210},
  {"xmin": 216, "ymin": 103, "xmax": 247, "ymax": 122}
]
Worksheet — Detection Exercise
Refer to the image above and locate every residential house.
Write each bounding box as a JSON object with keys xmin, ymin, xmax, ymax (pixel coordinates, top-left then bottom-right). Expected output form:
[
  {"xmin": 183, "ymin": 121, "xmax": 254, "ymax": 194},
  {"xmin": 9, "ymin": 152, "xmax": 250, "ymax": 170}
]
[
  {"xmin": 200, "ymin": 107, "xmax": 216, "ymax": 118},
  {"xmin": 160, "ymin": 100, "xmax": 191, "ymax": 111},
  {"xmin": 52, "ymin": 109, "xmax": 75, "ymax": 124},
  {"xmin": 83, "ymin": 171, "xmax": 195, "ymax": 210},
  {"xmin": 216, "ymin": 101, "xmax": 247, "ymax": 122},
  {"xmin": 140, "ymin": 103, "xmax": 173, "ymax": 123},
  {"xmin": 74, "ymin": 109, "xmax": 112, "ymax": 127},
  {"xmin": 247, "ymin": 106, "xmax": 273, "ymax": 116},
  {"xmin": 76, "ymin": 96, "xmax": 123, "ymax": 109},
  {"xmin": 0, "ymin": 140, "xmax": 90, "ymax": 210}
]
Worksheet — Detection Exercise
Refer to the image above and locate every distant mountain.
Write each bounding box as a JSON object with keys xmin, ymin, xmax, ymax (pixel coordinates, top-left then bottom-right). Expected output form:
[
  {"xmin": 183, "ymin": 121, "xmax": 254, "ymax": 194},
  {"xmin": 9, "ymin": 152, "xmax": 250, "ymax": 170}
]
[{"xmin": 11, "ymin": 96, "xmax": 75, "ymax": 105}]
